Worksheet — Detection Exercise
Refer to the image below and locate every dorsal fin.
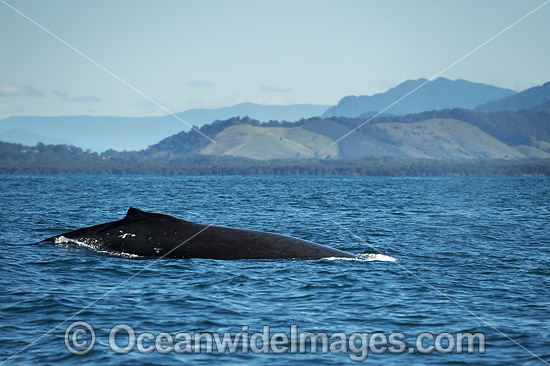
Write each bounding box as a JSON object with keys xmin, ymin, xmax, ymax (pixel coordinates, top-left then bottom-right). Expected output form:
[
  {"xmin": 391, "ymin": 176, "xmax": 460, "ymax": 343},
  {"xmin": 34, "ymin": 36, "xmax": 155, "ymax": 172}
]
[{"xmin": 125, "ymin": 207, "xmax": 155, "ymax": 220}]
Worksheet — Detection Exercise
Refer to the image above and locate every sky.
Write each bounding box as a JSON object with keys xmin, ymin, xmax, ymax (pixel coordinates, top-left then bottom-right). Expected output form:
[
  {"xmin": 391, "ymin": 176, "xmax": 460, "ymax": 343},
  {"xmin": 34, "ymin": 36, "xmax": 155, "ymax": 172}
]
[{"xmin": 0, "ymin": 0, "xmax": 549, "ymax": 119}]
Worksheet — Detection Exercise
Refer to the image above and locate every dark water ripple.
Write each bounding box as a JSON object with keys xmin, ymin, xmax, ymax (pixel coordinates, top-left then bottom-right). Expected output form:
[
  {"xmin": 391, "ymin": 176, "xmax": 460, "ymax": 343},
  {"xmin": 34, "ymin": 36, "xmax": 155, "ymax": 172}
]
[{"xmin": 1, "ymin": 175, "xmax": 549, "ymax": 365}]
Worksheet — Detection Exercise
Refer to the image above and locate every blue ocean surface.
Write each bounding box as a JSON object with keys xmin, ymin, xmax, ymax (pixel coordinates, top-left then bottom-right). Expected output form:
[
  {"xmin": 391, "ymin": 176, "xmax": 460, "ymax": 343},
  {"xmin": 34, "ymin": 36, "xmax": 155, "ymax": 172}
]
[{"xmin": 0, "ymin": 175, "xmax": 549, "ymax": 365}]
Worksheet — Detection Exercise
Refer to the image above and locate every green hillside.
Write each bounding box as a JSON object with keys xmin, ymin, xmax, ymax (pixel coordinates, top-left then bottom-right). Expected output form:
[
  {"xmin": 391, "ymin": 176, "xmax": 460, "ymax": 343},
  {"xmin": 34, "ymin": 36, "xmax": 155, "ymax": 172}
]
[
  {"xmin": 368, "ymin": 119, "xmax": 526, "ymax": 159},
  {"xmin": 302, "ymin": 118, "xmax": 408, "ymax": 158},
  {"xmin": 178, "ymin": 117, "xmax": 550, "ymax": 160},
  {"xmin": 140, "ymin": 109, "xmax": 550, "ymax": 161},
  {"xmin": 201, "ymin": 124, "xmax": 338, "ymax": 160}
]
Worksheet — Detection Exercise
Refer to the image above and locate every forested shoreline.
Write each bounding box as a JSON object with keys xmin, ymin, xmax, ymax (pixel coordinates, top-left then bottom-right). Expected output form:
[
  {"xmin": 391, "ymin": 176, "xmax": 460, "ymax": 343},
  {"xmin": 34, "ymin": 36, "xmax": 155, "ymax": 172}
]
[{"xmin": 0, "ymin": 141, "xmax": 548, "ymax": 176}]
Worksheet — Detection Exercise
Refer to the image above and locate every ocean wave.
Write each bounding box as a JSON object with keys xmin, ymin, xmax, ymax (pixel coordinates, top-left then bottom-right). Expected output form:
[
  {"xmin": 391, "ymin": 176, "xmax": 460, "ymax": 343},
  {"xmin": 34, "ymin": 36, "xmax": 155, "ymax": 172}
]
[
  {"xmin": 54, "ymin": 235, "xmax": 141, "ymax": 259},
  {"xmin": 324, "ymin": 253, "xmax": 397, "ymax": 262}
]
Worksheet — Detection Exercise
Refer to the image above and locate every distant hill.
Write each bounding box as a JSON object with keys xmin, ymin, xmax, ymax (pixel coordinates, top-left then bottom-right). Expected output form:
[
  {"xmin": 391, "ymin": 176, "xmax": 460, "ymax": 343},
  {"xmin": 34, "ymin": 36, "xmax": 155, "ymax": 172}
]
[
  {"xmin": 143, "ymin": 109, "xmax": 550, "ymax": 160},
  {"xmin": 323, "ymin": 77, "xmax": 516, "ymax": 118},
  {"xmin": 200, "ymin": 124, "xmax": 338, "ymax": 160},
  {"xmin": 0, "ymin": 128, "xmax": 74, "ymax": 147},
  {"xmin": 177, "ymin": 102, "xmax": 331, "ymax": 125},
  {"xmin": 475, "ymin": 82, "xmax": 550, "ymax": 112},
  {"xmin": 2, "ymin": 108, "xmax": 550, "ymax": 175},
  {"xmin": 4, "ymin": 79, "xmax": 550, "ymax": 155},
  {"xmin": 0, "ymin": 103, "xmax": 330, "ymax": 152}
]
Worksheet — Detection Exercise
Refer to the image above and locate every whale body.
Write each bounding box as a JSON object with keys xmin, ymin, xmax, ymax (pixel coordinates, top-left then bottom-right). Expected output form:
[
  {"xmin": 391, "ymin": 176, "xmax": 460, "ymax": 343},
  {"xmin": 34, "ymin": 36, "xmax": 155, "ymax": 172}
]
[{"xmin": 42, "ymin": 207, "xmax": 356, "ymax": 260}]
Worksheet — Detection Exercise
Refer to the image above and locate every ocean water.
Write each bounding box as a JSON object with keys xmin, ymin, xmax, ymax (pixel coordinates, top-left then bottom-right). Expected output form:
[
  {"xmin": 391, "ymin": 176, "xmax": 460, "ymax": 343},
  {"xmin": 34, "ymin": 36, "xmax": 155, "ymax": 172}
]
[{"xmin": 0, "ymin": 175, "xmax": 549, "ymax": 365}]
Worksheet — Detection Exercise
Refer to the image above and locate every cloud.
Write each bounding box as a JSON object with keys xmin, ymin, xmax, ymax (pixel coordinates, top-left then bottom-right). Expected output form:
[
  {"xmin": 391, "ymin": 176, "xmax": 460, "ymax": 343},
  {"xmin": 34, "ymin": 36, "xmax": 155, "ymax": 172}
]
[
  {"xmin": 259, "ymin": 84, "xmax": 291, "ymax": 93},
  {"xmin": 0, "ymin": 82, "xmax": 43, "ymax": 97},
  {"xmin": 183, "ymin": 80, "xmax": 215, "ymax": 88},
  {"xmin": 52, "ymin": 90, "xmax": 100, "ymax": 102}
]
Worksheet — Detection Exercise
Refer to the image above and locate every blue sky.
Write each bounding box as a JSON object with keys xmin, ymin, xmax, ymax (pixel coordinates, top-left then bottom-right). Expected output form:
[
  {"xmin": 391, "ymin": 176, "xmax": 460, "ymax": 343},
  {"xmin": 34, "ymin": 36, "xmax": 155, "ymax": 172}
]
[{"xmin": 0, "ymin": 0, "xmax": 549, "ymax": 118}]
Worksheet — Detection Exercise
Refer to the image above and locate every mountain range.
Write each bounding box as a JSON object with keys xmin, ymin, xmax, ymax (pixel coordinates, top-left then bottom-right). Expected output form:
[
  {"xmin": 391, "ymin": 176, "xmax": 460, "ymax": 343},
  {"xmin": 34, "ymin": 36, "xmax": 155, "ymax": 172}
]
[
  {"xmin": 322, "ymin": 77, "xmax": 516, "ymax": 118},
  {"xmin": 475, "ymin": 81, "xmax": 550, "ymax": 112},
  {"xmin": 139, "ymin": 108, "xmax": 550, "ymax": 161},
  {"xmin": 110, "ymin": 79, "xmax": 550, "ymax": 160},
  {"xmin": 1, "ymin": 78, "xmax": 550, "ymax": 160},
  {"xmin": 0, "ymin": 103, "xmax": 329, "ymax": 152}
]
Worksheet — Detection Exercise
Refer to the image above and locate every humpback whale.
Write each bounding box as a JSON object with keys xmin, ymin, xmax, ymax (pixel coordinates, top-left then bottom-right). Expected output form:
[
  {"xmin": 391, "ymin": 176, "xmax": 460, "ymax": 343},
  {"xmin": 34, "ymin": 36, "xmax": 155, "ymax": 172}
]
[{"xmin": 42, "ymin": 207, "xmax": 356, "ymax": 260}]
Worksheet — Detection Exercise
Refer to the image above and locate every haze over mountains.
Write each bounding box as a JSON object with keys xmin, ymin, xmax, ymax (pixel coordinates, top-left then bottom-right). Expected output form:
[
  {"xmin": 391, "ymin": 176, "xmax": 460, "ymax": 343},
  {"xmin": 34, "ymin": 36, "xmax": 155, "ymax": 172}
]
[{"xmin": 1, "ymin": 78, "xmax": 550, "ymax": 161}]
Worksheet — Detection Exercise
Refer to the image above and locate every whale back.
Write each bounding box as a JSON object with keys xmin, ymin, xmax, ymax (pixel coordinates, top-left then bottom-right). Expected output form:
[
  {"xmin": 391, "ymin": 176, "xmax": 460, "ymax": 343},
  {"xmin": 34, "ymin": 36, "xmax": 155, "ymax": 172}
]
[{"xmin": 44, "ymin": 208, "xmax": 357, "ymax": 260}]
